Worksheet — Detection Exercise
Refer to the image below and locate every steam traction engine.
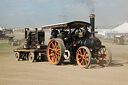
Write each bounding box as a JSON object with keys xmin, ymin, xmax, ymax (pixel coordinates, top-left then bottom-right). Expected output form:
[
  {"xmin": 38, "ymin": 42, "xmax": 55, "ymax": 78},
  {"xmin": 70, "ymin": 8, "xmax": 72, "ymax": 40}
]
[
  {"xmin": 13, "ymin": 28, "xmax": 47, "ymax": 62},
  {"xmin": 13, "ymin": 14, "xmax": 112, "ymax": 69},
  {"xmin": 45, "ymin": 14, "xmax": 112, "ymax": 68}
]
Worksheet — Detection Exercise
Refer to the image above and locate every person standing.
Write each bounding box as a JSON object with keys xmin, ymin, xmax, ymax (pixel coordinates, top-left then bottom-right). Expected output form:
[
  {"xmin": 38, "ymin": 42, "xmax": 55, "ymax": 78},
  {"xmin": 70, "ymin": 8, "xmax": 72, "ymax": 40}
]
[{"xmin": 51, "ymin": 28, "xmax": 59, "ymax": 38}]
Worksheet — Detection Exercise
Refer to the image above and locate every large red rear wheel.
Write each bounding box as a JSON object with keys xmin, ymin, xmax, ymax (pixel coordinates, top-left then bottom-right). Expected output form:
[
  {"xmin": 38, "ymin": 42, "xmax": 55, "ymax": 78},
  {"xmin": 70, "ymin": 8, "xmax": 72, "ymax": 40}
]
[
  {"xmin": 47, "ymin": 39, "xmax": 65, "ymax": 65},
  {"xmin": 96, "ymin": 47, "xmax": 112, "ymax": 67},
  {"xmin": 76, "ymin": 46, "xmax": 91, "ymax": 69}
]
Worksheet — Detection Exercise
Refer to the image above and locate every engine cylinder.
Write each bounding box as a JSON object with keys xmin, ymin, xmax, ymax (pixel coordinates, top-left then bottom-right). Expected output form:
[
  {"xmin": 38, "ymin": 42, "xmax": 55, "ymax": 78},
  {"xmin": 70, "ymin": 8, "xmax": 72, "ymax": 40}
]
[
  {"xmin": 73, "ymin": 37, "xmax": 101, "ymax": 49},
  {"xmin": 85, "ymin": 37, "xmax": 101, "ymax": 49}
]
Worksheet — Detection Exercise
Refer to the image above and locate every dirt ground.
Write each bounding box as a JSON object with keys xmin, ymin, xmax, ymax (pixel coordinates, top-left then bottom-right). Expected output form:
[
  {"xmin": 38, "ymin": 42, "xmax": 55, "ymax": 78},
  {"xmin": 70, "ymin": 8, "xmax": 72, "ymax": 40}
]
[{"xmin": 0, "ymin": 41, "xmax": 128, "ymax": 85}]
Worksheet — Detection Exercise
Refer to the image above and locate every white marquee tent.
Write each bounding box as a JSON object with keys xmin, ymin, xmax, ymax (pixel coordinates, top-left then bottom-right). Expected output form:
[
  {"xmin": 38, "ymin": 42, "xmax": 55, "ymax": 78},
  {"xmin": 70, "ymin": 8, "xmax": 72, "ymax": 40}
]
[
  {"xmin": 112, "ymin": 22, "xmax": 128, "ymax": 33},
  {"xmin": 0, "ymin": 26, "xmax": 3, "ymax": 30}
]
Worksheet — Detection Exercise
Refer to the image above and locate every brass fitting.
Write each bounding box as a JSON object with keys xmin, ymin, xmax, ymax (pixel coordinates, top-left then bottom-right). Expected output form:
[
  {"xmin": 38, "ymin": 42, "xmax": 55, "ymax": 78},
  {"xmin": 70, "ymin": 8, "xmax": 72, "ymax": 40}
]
[{"xmin": 89, "ymin": 14, "xmax": 95, "ymax": 18}]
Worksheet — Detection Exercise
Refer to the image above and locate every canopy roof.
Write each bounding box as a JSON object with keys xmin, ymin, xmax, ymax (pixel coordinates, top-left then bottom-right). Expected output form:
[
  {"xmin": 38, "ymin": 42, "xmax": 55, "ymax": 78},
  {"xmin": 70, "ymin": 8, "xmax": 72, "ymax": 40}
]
[
  {"xmin": 112, "ymin": 22, "xmax": 128, "ymax": 33},
  {"xmin": 42, "ymin": 21, "xmax": 90, "ymax": 29}
]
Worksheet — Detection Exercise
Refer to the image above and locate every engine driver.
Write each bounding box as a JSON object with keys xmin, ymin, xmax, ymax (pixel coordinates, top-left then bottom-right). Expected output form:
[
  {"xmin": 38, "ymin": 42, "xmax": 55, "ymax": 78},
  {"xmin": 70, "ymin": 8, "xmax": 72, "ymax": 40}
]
[{"xmin": 51, "ymin": 28, "xmax": 59, "ymax": 38}]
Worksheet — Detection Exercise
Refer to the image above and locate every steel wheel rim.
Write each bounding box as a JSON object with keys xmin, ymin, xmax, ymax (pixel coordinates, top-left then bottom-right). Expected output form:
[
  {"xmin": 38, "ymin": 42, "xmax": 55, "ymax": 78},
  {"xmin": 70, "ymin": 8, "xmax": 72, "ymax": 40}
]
[
  {"xmin": 29, "ymin": 52, "xmax": 34, "ymax": 62},
  {"xmin": 96, "ymin": 47, "xmax": 111, "ymax": 67},
  {"xmin": 29, "ymin": 54, "xmax": 32, "ymax": 62},
  {"xmin": 76, "ymin": 47, "xmax": 90, "ymax": 68},
  {"xmin": 15, "ymin": 52, "xmax": 19, "ymax": 61},
  {"xmin": 47, "ymin": 40, "xmax": 60, "ymax": 64}
]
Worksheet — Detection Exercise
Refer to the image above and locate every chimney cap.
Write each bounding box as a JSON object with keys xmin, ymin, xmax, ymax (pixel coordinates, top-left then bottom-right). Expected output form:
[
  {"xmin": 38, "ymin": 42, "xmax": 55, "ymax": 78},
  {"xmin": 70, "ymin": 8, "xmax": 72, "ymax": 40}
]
[{"xmin": 89, "ymin": 14, "xmax": 95, "ymax": 18}]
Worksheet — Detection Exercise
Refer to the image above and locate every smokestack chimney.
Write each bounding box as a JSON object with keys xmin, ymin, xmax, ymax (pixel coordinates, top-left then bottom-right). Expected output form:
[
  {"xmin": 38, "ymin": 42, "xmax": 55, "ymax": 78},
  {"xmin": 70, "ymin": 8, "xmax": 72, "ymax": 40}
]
[{"xmin": 89, "ymin": 14, "xmax": 95, "ymax": 37}]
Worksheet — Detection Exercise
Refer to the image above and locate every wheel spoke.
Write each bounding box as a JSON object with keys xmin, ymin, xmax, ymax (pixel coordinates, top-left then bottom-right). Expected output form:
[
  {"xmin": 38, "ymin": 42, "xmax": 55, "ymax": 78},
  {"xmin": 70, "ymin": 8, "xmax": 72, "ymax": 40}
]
[
  {"xmin": 83, "ymin": 56, "xmax": 88, "ymax": 62},
  {"xmin": 105, "ymin": 59, "xmax": 109, "ymax": 64},
  {"xmin": 50, "ymin": 50, "xmax": 53, "ymax": 53},
  {"xmin": 56, "ymin": 52, "xmax": 60, "ymax": 55},
  {"xmin": 55, "ymin": 41, "xmax": 57, "ymax": 47},
  {"xmin": 96, "ymin": 57, "xmax": 100, "ymax": 63},
  {"xmin": 83, "ymin": 48, "xmax": 85, "ymax": 54},
  {"xmin": 78, "ymin": 57, "xmax": 81, "ymax": 61},
  {"xmin": 105, "ymin": 56, "xmax": 109, "ymax": 63},
  {"xmin": 106, "ymin": 53, "xmax": 109, "ymax": 56},
  {"xmin": 84, "ymin": 51, "xmax": 87, "ymax": 55},
  {"xmin": 86, "ymin": 58, "xmax": 88, "ymax": 61},
  {"xmin": 78, "ymin": 53, "xmax": 83, "ymax": 57},
  {"xmin": 49, "ymin": 53, "xmax": 54, "ymax": 57},
  {"xmin": 79, "ymin": 49, "xmax": 82, "ymax": 55},
  {"xmin": 81, "ymin": 60, "xmax": 84, "ymax": 65},
  {"xmin": 77, "ymin": 54, "xmax": 80, "ymax": 56},
  {"xmin": 56, "ymin": 55, "xmax": 59, "ymax": 59},
  {"xmin": 105, "ymin": 56, "xmax": 109, "ymax": 59},
  {"xmin": 51, "ymin": 43, "xmax": 55, "ymax": 48},
  {"xmin": 85, "ymin": 60, "xmax": 87, "ymax": 65},
  {"xmin": 56, "ymin": 49, "xmax": 60, "ymax": 52},
  {"xmin": 50, "ymin": 56, "xmax": 54, "ymax": 62},
  {"xmin": 49, "ymin": 48, "xmax": 53, "ymax": 50},
  {"xmin": 85, "ymin": 55, "xmax": 88, "ymax": 58},
  {"xmin": 103, "ymin": 48, "xmax": 106, "ymax": 54},
  {"xmin": 56, "ymin": 45, "xmax": 59, "ymax": 49},
  {"xmin": 54, "ymin": 55, "xmax": 57, "ymax": 63}
]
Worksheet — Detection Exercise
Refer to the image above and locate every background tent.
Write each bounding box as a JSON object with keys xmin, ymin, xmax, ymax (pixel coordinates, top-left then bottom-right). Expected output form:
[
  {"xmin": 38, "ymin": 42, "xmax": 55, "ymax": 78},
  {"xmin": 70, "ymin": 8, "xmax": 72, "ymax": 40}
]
[
  {"xmin": 0, "ymin": 26, "xmax": 3, "ymax": 31},
  {"xmin": 112, "ymin": 22, "xmax": 128, "ymax": 33}
]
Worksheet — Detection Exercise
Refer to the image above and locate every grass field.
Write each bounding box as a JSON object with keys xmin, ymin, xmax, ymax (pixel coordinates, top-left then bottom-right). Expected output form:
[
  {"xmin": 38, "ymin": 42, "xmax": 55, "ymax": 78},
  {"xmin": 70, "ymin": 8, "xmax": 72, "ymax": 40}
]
[{"xmin": 0, "ymin": 40, "xmax": 18, "ymax": 55}]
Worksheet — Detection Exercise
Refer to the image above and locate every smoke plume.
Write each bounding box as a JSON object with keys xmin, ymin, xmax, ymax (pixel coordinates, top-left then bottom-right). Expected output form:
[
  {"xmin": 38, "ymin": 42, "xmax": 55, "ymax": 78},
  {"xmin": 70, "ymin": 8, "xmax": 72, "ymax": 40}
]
[
  {"xmin": 58, "ymin": 14, "xmax": 68, "ymax": 22},
  {"xmin": 77, "ymin": 0, "xmax": 95, "ymax": 13}
]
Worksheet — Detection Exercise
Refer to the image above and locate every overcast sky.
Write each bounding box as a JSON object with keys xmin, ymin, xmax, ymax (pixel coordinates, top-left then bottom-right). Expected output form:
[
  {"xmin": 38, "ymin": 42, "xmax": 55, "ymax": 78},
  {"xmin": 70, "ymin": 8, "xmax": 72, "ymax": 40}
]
[{"xmin": 0, "ymin": 0, "xmax": 128, "ymax": 28}]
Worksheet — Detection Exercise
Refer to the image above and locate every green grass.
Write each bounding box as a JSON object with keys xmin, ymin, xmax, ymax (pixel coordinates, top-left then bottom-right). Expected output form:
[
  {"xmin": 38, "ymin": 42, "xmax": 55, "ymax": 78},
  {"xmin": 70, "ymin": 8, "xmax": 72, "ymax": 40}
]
[
  {"xmin": 0, "ymin": 39, "xmax": 18, "ymax": 48},
  {"xmin": 0, "ymin": 43, "xmax": 13, "ymax": 54},
  {"xmin": 0, "ymin": 43, "xmax": 12, "ymax": 48},
  {"xmin": 0, "ymin": 43, "xmax": 18, "ymax": 54},
  {"xmin": 0, "ymin": 39, "xmax": 8, "ymax": 43}
]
